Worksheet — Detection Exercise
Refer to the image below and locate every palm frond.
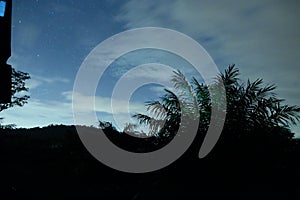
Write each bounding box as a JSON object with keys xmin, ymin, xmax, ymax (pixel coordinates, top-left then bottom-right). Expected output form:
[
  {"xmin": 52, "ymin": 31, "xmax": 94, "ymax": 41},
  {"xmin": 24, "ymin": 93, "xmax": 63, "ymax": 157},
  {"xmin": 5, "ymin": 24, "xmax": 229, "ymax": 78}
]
[
  {"xmin": 219, "ymin": 64, "xmax": 239, "ymax": 86},
  {"xmin": 145, "ymin": 101, "xmax": 168, "ymax": 119},
  {"xmin": 160, "ymin": 89, "xmax": 180, "ymax": 113},
  {"xmin": 132, "ymin": 113, "xmax": 154, "ymax": 125},
  {"xmin": 171, "ymin": 70, "xmax": 199, "ymax": 118}
]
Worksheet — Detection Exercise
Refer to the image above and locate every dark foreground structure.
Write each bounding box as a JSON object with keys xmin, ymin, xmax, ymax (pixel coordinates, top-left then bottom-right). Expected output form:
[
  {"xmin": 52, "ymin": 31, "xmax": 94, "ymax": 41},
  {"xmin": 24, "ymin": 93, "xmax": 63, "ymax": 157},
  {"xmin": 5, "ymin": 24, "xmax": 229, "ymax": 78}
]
[
  {"xmin": 0, "ymin": 0, "xmax": 12, "ymax": 103},
  {"xmin": 0, "ymin": 125, "xmax": 299, "ymax": 199}
]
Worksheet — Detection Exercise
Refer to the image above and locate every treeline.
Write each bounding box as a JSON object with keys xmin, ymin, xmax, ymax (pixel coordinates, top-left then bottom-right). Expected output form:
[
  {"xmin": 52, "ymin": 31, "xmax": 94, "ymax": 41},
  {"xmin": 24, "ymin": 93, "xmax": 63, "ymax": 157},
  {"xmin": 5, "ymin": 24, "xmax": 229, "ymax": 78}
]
[
  {"xmin": 1, "ymin": 65, "xmax": 300, "ymax": 199},
  {"xmin": 0, "ymin": 124, "xmax": 300, "ymax": 199}
]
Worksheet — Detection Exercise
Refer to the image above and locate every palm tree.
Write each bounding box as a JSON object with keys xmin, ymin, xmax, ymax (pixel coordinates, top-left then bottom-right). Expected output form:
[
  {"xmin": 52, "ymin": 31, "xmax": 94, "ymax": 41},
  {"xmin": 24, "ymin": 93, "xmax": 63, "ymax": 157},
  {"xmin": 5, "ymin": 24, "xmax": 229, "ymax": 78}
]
[
  {"xmin": 132, "ymin": 65, "xmax": 300, "ymax": 141},
  {"xmin": 132, "ymin": 88, "xmax": 180, "ymax": 137},
  {"xmin": 132, "ymin": 69, "xmax": 203, "ymax": 137},
  {"xmin": 221, "ymin": 65, "xmax": 300, "ymax": 137}
]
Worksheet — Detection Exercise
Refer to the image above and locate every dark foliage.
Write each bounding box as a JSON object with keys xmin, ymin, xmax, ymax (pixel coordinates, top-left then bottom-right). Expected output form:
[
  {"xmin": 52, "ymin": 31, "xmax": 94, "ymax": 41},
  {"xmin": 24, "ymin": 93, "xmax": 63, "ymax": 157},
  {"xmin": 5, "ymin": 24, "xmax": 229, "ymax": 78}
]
[
  {"xmin": 0, "ymin": 68, "xmax": 30, "ymax": 128},
  {"xmin": 0, "ymin": 66, "xmax": 300, "ymax": 199},
  {"xmin": 0, "ymin": 68, "xmax": 30, "ymax": 112},
  {"xmin": 0, "ymin": 124, "xmax": 299, "ymax": 199}
]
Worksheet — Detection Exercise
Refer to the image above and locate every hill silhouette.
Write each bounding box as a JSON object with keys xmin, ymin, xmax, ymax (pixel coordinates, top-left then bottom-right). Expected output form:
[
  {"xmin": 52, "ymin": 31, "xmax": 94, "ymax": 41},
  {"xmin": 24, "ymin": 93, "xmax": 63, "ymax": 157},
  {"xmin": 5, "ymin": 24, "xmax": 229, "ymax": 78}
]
[{"xmin": 1, "ymin": 124, "xmax": 300, "ymax": 199}]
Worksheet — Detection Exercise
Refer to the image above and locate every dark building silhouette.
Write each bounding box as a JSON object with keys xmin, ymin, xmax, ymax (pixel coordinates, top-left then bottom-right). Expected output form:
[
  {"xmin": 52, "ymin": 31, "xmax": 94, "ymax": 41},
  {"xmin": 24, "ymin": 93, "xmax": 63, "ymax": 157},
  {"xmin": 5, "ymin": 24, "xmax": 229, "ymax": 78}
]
[{"xmin": 0, "ymin": 0, "xmax": 12, "ymax": 103}]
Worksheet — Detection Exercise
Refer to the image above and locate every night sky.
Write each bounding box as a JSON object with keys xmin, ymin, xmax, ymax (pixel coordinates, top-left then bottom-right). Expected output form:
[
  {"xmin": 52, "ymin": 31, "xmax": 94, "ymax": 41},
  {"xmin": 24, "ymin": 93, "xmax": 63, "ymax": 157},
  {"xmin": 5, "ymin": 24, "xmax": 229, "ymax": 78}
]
[{"xmin": 2, "ymin": 0, "xmax": 300, "ymax": 136}]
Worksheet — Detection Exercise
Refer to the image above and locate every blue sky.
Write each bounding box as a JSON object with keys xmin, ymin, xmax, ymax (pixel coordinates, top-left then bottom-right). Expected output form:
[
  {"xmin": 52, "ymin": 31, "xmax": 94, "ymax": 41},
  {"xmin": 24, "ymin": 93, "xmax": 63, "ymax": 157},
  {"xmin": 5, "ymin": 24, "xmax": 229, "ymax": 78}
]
[{"xmin": 1, "ymin": 0, "xmax": 300, "ymax": 136}]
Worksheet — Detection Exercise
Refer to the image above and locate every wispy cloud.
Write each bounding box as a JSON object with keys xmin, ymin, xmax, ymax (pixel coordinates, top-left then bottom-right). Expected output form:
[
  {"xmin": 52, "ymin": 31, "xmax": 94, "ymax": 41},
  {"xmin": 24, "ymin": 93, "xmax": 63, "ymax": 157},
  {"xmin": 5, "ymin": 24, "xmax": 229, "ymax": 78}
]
[
  {"xmin": 27, "ymin": 75, "xmax": 70, "ymax": 90},
  {"xmin": 1, "ymin": 98, "xmax": 73, "ymax": 128},
  {"xmin": 65, "ymin": 91, "xmax": 148, "ymax": 130},
  {"xmin": 1, "ymin": 90, "xmax": 148, "ymax": 129},
  {"xmin": 63, "ymin": 91, "xmax": 146, "ymax": 115},
  {"xmin": 116, "ymin": 0, "xmax": 300, "ymax": 136},
  {"xmin": 116, "ymin": 0, "xmax": 300, "ymax": 84}
]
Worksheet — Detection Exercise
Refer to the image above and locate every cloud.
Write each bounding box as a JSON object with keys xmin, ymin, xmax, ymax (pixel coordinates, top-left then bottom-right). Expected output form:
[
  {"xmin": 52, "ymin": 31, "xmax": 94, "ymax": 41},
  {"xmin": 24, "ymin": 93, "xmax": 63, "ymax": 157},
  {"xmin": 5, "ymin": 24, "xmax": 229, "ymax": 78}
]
[
  {"xmin": 1, "ymin": 90, "xmax": 148, "ymax": 129},
  {"xmin": 63, "ymin": 91, "xmax": 146, "ymax": 115},
  {"xmin": 27, "ymin": 75, "xmax": 70, "ymax": 90},
  {"xmin": 78, "ymin": 28, "xmax": 212, "ymax": 92},
  {"xmin": 64, "ymin": 91, "xmax": 148, "ymax": 130},
  {"xmin": 116, "ymin": 0, "xmax": 300, "ymax": 81},
  {"xmin": 116, "ymin": 0, "xmax": 173, "ymax": 28},
  {"xmin": 105, "ymin": 51, "xmax": 202, "ymax": 84},
  {"xmin": 0, "ymin": 98, "xmax": 73, "ymax": 128},
  {"xmin": 112, "ymin": 63, "xmax": 175, "ymax": 87},
  {"xmin": 116, "ymin": 0, "xmax": 300, "ymax": 136}
]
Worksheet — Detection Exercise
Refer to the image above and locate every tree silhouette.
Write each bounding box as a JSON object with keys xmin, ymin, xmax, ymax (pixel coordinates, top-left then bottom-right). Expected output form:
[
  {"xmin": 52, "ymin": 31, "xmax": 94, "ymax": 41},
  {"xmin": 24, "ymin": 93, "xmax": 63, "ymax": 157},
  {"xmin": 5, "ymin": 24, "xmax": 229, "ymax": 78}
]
[
  {"xmin": 0, "ymin": 68, "xmax": 30, "ymax": 127},
  {"xmin": 132, "ymin": 65, "xmax": 300, "ymax": 143},
  {"xmin": 220, "ymin": 65, "xmax": 300, "ymax": 140}
]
